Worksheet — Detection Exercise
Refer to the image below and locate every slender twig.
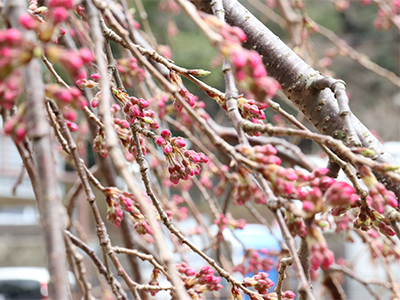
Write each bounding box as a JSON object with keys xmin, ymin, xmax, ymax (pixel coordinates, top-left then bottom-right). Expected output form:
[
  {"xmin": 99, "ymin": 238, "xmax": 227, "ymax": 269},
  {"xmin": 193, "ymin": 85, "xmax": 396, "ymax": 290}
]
[
  {"xmin": 87, "ymin": 2, "xmax": 190, "ymax": 299},
  {"xmin": 328, "ymin": 264, "xmax": 387, "ymax": 300},
  {"xmin": 113, "ymin": 246, "xmax": 170, "ymax": 278},
  {"xmin": 241, "ymin": 121, "xmax": 400, "ymax": 183},
  {"xmin": 275, "ymin": 257, "xmax": 293, "ymax": 300},
  {"xmin": 65, "ymin": 231, "xmax": 128, "ymax": 300},
  {"xmin": 275, "ymin": 210, "xmax": 316, "ymax": 300},
  {"xmin": 11, "ymin": 165, "xmax": 25, "ymax": 196},
  {"xmin": 211, "ymin": 0, "xmax": 248, "ymax": 146},
  {"xmin": 64, "ymin": 234, "xmax": 95, "ymax": 300}
]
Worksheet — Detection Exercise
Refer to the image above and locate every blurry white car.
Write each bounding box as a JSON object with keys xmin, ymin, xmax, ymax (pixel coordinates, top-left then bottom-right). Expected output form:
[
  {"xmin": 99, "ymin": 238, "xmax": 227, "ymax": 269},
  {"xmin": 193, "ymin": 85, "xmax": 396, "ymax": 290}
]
[{"xmin": 0, "ymin": 267, "xmax": 75, "ymax": 300}]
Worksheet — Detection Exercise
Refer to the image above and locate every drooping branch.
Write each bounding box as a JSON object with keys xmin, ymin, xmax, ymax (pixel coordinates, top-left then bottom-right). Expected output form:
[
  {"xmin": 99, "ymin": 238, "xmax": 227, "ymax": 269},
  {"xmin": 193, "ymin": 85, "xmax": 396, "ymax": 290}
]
[{"xmin": 194, "ymin": 0, "xmax": 400, "ymax": 200}]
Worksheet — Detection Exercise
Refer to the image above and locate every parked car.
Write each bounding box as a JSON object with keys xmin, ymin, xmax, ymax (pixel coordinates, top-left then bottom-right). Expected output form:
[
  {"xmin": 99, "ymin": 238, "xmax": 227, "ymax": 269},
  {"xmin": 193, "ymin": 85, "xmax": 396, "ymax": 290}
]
[{"xmin": 0, "ymin": 267, "xmax": 75, "ymax": 300}]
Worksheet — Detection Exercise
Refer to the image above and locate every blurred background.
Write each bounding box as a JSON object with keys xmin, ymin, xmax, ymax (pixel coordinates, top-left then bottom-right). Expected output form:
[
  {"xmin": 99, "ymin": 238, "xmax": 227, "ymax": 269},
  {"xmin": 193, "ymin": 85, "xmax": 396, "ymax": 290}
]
[{"xmin": 0, "ymin": 0, "xmax": 399, "ymax": 299}]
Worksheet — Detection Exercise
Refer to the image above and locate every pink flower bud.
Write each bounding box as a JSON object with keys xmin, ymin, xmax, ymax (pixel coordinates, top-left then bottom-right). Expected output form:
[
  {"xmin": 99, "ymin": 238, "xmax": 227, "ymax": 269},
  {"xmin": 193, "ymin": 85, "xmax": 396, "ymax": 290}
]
[
  {"xmin": 91, "ymin": 73, "xmax": 101, "ymax": 81},
  {"xmin": 51, "ymin": 7, "xmax": 69, "ymax": 23},
  {"xmin": 68, "ymin": 52, "xmax": 84, "ymax": 69},
  {"xmin": 79, "ymin": 48, "xmax": 94, "ymax": 64},
  {"xmin": 75, "ymin": 78, "xmax": 87, "ymax": 89},
  {"xmin": 155, "ymin": 136, "xmax": 166, "ymax": 146},
  {"xmin": 55, "ymin": 89, "xmax": 72, "ymax": 103},
  {"xmin": 252, "ymin": 65, "xmax": 267, "ymax": 78},
  {"xmin": 19, "ymin": 14, "xmax": 36, "ymax": 30},
  {"xmin": 185, "ymin": 93, "xmax": 196, "ymax": 107},
  {"xmin": 384, "ymin": 192, "xmax": 398, "ymax": 208},
  {"xmin": 161, "ymin": 129, "xmax": 171, "ymax": 138},
  {"xmin": 163, "ymin": 145, "xmax": 172, "ymax": 154},
  {"xmin": 91, "ymin": 98, "xmax": 98, "ymax": 108},
  {"xmin": 5, "ymin": 29, "xmax": 22, "ymax": 44},
  {"xmin": 199, "ymin": 153, "xmax": 209, "ymax": 163},
  {"xmin": 302, "ymin": 201, "xmax": 315, "ymax": 212},
  {"xmin": 200, "ymin": 266, "xmax": 210, "ymax": 274},
  {"xmin": 232, "ymin": 27, "xmax": 247, "ymax": 42},
  {"xmin": 282, "ymin": 291, "xmax": 296, "ymax": 299},
  {"xmin": 3, "ymin": 120, "xmax": 14, "ymax": 134},
  {"xmin": 248, "ymin": 51, "xmax": 262, "ymax": 68},
  {"xmin": 63, "ymin": 110, "xmax": 77, "ymax": 121},
  {"xmin": 319, "ymin": 177, "xmax": 335, "ymax": 189},
  {"xmin": 66, "ymin": 121, "xmax": 79, "ymax": 132},
  {"xmin": 232, "ymin": 53, "xmax": 246, "ymax": 68},
  {"xmin": 170, "ymin": 173, "xmax": 180, "ymax": 185},
  {"xmin": 175, "ymin": 138, "xmax": 186, "ymax": 148},
  {"xmin": 15, "ymin": 126, "xmax": 26, "ymax": 141},
  {"xmin": 138, "ymin": 98, "xmax": 149, "ymax": 108},
  {"xmin": 313, "ymin": 167, "xmax": 329, "ymax": 177}
]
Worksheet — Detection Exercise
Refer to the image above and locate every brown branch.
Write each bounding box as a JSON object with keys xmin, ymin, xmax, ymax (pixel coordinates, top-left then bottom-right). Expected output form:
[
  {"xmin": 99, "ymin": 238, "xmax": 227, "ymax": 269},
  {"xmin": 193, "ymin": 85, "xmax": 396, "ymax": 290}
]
[
  {"xmin": 211, "ymin": 0, "xmax": 248, "ymax": 145},
  {"xmin": 275, "ymin": 257, "xmax": 293, "ymax": 300},
  {"xmin": 65, "ymin": 231, "xmax": 129, "ymax": 300},
  {"xmin": 64, "ymin": 234, "xmax": 95, "ymax": 300},
  {"xmin": 241, "ymin": 121, "xmax": 400, "ymax": 183},
  {"xmin": 87, "ymin": 2, "xmax": 190, "ymax": 299},
  {"xmin": 200, "ymin": 0, "xmax": 400, "ymax": 200},
  {"xmin": 328, "ymin": 264, "xmax": 387, "ymax": 300},
  {"xmin": 113, "ymin": 246, "xmax": 170, "ymax": 279},
  {"xmin": 275, "ymin": 210, "xmax": 316, "ymax": 300}
]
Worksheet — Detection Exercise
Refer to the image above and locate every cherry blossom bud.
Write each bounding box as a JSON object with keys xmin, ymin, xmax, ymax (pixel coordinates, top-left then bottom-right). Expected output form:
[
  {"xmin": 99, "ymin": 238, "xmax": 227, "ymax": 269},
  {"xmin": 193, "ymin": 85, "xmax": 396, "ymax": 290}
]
[
  {"xmin": 163, "ymin": 145, "xmax": 172, "ymax": 154},
  {"xmin": 51, "ymin": 7, "xmax": 68, "ymax": 23},
  {"xmin": 161, "ymin": 129, "xmax": 171, "ymax": 138},
  {"xmin": 91, "ymin": 73, "xmax": 100, "ymax": 81},
  {"xmin": 175, "ymin": 138, "xmax": 186, "ymax": 148},
  {"xmin": 66, "ymin": 121, "xmax": 79, "ymax": 132},
  {"xmin": 79, "ymin": 48, "xmax": 94, "ymax": 64},
  {"xmin": 5, "ymin": 29, "xmax": 22, "ymax": 44},
  {"xmin": 19, "ymin": 14, "xmax": 36, "ymax": 30}
]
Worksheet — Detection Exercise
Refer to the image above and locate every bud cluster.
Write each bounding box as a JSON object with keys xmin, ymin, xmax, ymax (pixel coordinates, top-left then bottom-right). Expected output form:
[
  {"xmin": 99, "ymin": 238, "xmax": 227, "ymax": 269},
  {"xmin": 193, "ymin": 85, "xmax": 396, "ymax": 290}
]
[
  {"xmin": 46, "ymin": 45, "xmax": 93, "ymax": 81},
  {"xmin": 243, "ymin": 272, "xmax": 274, "ymax": 295},
  {"xmin": 0, "ymin": 71, "xmax": 23, "ymax": 110},
  {"xmin": 3, "ymin": 104, "xmax": 28, "ymax": 143},
  {"xmin": 233, "ymin": 249, "xmax": 275, "ymax": 276},
  {"xmin": 148, "ymin": 269, "xmax": 160, "ymax": 296},
  {"xmin": 93, "ymin": 127, "xmax": 108, "ymax": 158},
  {"xmin": 235, "ymin": 144, "xmax": 360, "ymax": 219},
  {"xmin": 170, "ymin": 70, "xmax": 197, "ymax": 111},
  {"xmin": 155, "ymin": 129, "xmax": 208, "ymax": 184},
  {"xmin": 104, "ymin": 187, "xmax": 153, "ymax": 235},
  {"xmin": 200, "ymin": 162, "xmax": 229, "ymax": 196},
  {"xmin": 24, "ymin": 0, "xmax": 77, "ymax": 43},
  {"xmin": 0, "ymin": 29, "xmax": 36, "ymax": 80},
  {"xmin": 163, "ymin": 194, "xmax": 188, "ymax": 222},
  {"xmin": 233, "ymin": 166, "xmax": 267, "ymax": 205},
  {"xmin": 373, "ymin": 0, "xmax": 400, "ymax": 31},
  {"xmin": 214, "ymin": 213, "xmax": 246, "ymax": 241},
  {"xmin": 359, "ymin": 165, "xmax": 398, "ymax": 213},
  {"xmin": 116, "ymin": 57, "xmax": 146, "ymax": 88},
  {"xmin": 309, "ymin": 225, "xmax": 334, "ymax": 271},
  {"xmin": 366, "ymin": 229, "xmax": 400, "ymax": 260},
  {"xmin": 176, "ymin": 263, "xmax": 223, "ymax": 298},
  {"xmin": 121, "ymin": 94, "xmax": 159, "ymax": 130},
  {"xmin": 213, "ymin": 94, "xmax": 269, "ymax": 137},
  {"xmin": 202, "ymin": 14, "xmax": 280, "ymax": 103},
  {"xmin": 353, "ymin": 207, "xmax": 396, "ymax": 237},
  {"xmin": 285, "ymin": 213, "xmax": 307, "ymax": 238}
]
